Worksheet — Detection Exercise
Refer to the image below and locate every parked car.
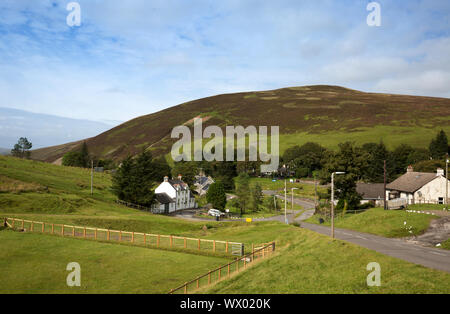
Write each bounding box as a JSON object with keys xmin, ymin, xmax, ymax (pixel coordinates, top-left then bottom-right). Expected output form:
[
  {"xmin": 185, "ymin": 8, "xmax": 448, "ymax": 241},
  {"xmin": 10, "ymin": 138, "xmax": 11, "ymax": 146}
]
[{"xmin": 208, "ymin": 209, "xmax": 225, "ymax": 217}]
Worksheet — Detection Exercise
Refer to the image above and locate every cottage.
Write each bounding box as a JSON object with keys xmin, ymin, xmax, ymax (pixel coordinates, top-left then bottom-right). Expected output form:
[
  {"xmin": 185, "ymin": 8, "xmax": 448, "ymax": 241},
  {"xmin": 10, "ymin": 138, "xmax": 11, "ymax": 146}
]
[
  {"xmin": 194, "ymin": 175, "xmax": 215, "ymax": 196},
  {"xmin": 356, "ymin": 183, "xmax": 385, "ymax": 206},
  {"xmin": 386, "ymin": 166, "xmax": 449, "ymax": 205},
  {"xmin": 152, "ymin": 175, "xmax": 197, "ymax": 214}
]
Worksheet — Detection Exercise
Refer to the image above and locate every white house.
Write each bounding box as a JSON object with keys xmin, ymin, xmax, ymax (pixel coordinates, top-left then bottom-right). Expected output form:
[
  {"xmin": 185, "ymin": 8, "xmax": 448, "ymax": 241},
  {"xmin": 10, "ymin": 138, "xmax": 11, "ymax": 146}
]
[
  {"xmin": 152, "ymin": 175, "xmax": 197, "ymax": 214},
  {"xmin": 386, "ymin": 166, "xmax": 449, "ymax": 205}
]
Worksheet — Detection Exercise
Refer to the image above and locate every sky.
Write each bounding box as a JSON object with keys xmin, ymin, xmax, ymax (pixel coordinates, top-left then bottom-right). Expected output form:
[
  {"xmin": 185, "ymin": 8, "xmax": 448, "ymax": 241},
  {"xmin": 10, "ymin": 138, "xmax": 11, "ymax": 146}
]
[{"xmin": 0, "ymin": 0, "xmax": 449, "ymax": 122}]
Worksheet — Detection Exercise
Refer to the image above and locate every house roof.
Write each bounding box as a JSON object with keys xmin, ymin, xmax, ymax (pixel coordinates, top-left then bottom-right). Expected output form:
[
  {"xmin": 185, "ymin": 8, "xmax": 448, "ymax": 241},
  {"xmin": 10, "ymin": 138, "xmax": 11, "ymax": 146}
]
[
  {"xmin": 155, "ymin": 193, "xmax": 173, "ymax": 204},
  {"xmin": 386, "ymin": 172, "xmax": 439, "ymax": 193},
  {"xmin": 168, "ymin": 179, "xmax": 188, "ymax": 190},
  {"xmin": 356, "ymin": 183, "xmax": 385, "ymax": 200}
]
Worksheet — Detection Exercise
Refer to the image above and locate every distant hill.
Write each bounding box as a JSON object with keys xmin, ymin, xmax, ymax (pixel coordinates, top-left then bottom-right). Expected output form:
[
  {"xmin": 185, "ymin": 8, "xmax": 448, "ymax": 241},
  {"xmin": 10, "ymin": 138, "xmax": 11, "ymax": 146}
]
[
  {"xmin": 0, "ymin": 107, "xmax": 121, "ymax": 150},
  {"xmin": 0, "ymin": 148, "xmax": 10, "ymax": 156},
  {"xmin": 32, "ymin": 85, "xmax": 450, "ymax": 163}
]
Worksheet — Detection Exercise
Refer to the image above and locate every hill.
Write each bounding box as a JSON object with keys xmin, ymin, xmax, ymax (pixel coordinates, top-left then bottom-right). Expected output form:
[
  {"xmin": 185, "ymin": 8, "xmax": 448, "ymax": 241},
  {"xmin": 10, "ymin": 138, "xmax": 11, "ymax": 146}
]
[
  {"xmin": 0, "ymin": 148, "xmax": 9, "ymax": 155},
  {"xmin": 31, "ymin": 85, "xmax": 450, "ymax": 163}
]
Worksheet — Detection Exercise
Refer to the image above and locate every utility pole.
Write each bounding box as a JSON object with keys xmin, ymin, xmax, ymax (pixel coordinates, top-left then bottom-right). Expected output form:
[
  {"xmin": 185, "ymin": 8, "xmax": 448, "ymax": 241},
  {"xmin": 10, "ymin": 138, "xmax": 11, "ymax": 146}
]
[
  {"xmin": 314, "ymin": 172, "xmax": 318, "ymax": 211},
  {"xmin": 331, "ymin": 172, "xmax": 345, "ymax": 239},
  {"xmin": 90, "ymin": 159, "xmax": 93, "ymax": 195},
  {"xmin": 384, "ymin": 160, "xmax": 387, "ymax": 210},
  {"xmin": 446, "ymin": 153, "xmax": 449, "ymax": 211},
  {"xmin": 291, "ymin": 188, "xmax": 298, "ymax": 211},
  {"xmin": 284, "ymin": 179, "xmax": 288, "ymax": 224}
]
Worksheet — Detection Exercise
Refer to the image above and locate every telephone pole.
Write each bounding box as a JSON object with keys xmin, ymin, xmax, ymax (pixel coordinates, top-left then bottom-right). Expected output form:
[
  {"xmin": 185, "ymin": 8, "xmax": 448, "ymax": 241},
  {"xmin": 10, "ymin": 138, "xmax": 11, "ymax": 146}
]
[
  {"xmin": 446, "ymin": 153, "xmax": 449, "ymax": 211},
  {"xmin": 384, "ymin": 160, "xmax": 387, "ymax": 210},
  {"xmin": 284, "ymin": 179, "xmax": 288, "ymax": 224},
  {"xmin": 90, "ymin": 159, "xmax": 93, "ymax": 195}
]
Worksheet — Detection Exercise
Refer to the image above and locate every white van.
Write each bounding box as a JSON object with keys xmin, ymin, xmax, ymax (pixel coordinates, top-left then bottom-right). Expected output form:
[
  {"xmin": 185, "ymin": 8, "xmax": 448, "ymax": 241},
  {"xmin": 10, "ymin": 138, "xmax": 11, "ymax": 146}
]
[{"xmin": 208, "ymin": 209, "xmax": 224, "ymax": 217}]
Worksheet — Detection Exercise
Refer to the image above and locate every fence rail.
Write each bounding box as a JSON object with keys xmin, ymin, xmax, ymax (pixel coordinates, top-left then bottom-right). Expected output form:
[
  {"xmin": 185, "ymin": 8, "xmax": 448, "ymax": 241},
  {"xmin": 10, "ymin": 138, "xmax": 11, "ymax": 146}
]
[
  {"xmin": 169, "ymin": 242, "xmax": 275, "ymax": 294},
  {"xmin": 3, "ymin": 217, "xmax": 243, "ymax": 256}
]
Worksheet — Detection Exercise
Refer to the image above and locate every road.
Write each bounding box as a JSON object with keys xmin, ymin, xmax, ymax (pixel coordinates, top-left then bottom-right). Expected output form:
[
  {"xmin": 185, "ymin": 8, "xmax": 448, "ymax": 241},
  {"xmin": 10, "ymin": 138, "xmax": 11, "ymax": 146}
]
[
  {"xmin": 176, "ymin": 191, "xmax": 450, "ymax": 273},
  {"xmin": 300, "ymin": 221, "xmax": 450, "ymax": 273}
]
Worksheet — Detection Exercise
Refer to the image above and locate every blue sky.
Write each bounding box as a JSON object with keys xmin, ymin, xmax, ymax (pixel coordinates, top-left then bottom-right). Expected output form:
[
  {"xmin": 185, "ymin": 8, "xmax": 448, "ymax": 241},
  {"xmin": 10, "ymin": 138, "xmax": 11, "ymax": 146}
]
[{"xmin": 0, "ymin": 0, "xmax": 449, "ymax": 122}]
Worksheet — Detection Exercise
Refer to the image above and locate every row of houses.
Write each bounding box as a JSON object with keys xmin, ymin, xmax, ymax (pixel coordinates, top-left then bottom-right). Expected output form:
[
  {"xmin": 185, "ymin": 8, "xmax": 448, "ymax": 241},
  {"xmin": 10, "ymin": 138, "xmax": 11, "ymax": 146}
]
[{"xmin": 357, "ymin": 166, "xmax": 449, "ymax": 206}]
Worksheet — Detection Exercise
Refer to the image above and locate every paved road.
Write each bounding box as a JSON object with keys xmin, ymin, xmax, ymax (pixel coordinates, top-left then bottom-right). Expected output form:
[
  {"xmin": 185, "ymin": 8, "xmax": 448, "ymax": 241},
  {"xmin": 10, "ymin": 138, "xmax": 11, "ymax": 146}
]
[{"xmin": 299, "ymin": 221, "xmax": 450, "ymax": 273}]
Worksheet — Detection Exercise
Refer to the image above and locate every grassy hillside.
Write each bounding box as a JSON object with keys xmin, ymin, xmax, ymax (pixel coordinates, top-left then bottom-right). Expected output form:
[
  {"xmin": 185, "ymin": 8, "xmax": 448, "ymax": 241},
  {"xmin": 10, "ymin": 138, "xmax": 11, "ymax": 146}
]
[
  {"xmin": 204, "ymin": 227, "xmax": 450, "ymax": 294},
  {"xmin": 32, "ymin": 85, "xmax": 450, "ymax": 163},
  {"xmin": 1, "ymin": 156, "xmax": 449, "ymax": 293}
]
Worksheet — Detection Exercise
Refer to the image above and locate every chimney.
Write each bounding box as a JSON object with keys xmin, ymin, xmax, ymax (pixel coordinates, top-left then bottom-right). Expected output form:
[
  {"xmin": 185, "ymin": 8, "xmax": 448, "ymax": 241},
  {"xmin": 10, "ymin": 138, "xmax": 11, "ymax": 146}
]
[
  {"xmin": 164, "ymin": 176, "xmax": 169, "ymax": 182},
  {"xmin": 178, "ymin": 174, "xmax": 182, "ymax": 180},
  {"xmin": 437, "ymin": 168, "xmax": 444, "ymax": 176},
  {"xmin": 407, "ymin": 165, "xmax": 414, "ymax": 173}
]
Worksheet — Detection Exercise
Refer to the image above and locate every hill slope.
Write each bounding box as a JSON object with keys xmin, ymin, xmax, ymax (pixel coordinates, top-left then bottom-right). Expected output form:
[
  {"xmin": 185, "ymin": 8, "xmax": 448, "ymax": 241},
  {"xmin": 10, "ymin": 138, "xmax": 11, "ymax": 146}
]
[{"xmin": 32, "ymin": 85, "xmax": 450, "ymax": 162}]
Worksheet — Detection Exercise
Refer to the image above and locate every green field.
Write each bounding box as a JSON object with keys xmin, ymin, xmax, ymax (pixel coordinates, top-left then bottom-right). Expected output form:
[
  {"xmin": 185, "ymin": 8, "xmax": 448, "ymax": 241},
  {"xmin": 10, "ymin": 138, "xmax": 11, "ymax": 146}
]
[
  {"xmin": 0, "ymin": 230, "xmax": 228, "ymax": 294},
  {"xmin": 1, "ymin": 156, "xmax": 449, "ymax": 294},
  {"xmin": 204, "ymin": 226, "xmax": 450, "ymax": 294},
  {"xmin": 305, "ymin": 207, "xmax": 438, "ymax": 238}
]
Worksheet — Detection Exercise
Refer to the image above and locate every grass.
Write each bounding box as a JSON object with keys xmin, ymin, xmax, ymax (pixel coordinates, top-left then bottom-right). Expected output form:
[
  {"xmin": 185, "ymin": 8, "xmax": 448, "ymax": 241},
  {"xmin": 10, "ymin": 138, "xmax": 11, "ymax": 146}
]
[
  {"xmin": 305, "ymin": 207, "xmax": 437, "ymax": 238},
  {"xmin": 0, "ymin": 229, "xmax": 228, "ymax": 294},
  {"xmin": 204, "ymin": 227, "xmax": 450, "ymax": 294},
  {"xmin": 441, "ymin": 239, "xmax": 450, "ymax": 250},
  {"xmin": 1, "ymin": 156, "xmax": 449, "ymax": 294}
]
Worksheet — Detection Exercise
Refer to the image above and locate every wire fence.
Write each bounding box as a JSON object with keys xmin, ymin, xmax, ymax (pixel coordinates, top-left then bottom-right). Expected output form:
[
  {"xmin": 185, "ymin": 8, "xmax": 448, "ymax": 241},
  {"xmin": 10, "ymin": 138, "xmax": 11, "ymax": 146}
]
[
  {"xmin": 3, "ymin": 217, "xmax": 243, "ymax": 256},
  {"xmin": 169, "ymin": 242, "xmax": 276, "ymax": 294}
]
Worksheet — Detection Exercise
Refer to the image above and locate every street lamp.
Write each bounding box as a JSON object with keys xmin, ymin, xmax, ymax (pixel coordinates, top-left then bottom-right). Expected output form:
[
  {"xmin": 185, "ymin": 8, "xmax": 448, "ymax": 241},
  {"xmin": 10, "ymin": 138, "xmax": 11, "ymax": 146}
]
[
  {"xmin": 331, "ymin": 172, "xmax": 345, "ymax": 239},
  {"xmin": 291, "ymin": 188, "xmax": 299, "ymax": 211},
  {"xmin": 284, "ymin": 179, "xmax": 288, "ymax": 224}
]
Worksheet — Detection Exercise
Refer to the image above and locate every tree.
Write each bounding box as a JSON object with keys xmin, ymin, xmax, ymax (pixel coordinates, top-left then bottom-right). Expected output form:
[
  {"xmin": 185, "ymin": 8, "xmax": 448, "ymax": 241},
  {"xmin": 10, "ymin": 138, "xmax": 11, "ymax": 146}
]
[
  {"xmin": 206, "ymin": 181, "xmax": 227, "ymax": 210},
  {"xmin": 429, "ymin": 130, "xmax": 448, "ymax": 159},
  {"xmin": 80, "ymin": 142, "xmax": 90, "ymax": 168},
  {"xmin": 111, "ymin": 151, "xmax": 163, "ymax": 207},
  {"xmin": 235, "ymin": 173, "xmax": 251, "ymax": 215},
  {"xmin": 251, "ymin": 183, "xmax": 263, "ymax": 212},
  {"xmin": 62, "ymin": 151, "xmax": 85, "ymax": 167},
  {"xmin": 11, "ymin": 137, "xmax": 32, "ymax": 159},
  {"xmin": 171, "ymin": 161, "xmax": 198, "ymax": 187},
  {"xmin": 361, "ymin": 141, "xmax": 393, "ymax": 183}
]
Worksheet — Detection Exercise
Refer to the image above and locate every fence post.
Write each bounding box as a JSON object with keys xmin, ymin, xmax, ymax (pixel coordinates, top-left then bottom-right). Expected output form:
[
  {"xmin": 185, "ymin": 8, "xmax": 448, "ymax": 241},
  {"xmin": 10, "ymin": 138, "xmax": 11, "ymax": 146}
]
[
  {"xmin": 107, "ymin": 230, "xmax": 110, "ymax": 241},
  {"xmin": 132, "ymin": 232, "xmax": 135, "ymax": 243},
  {"xmin": 51, "ymin": 224, "xmax": 54, "ymax": 234},
  {"xmin": 62, "ymin": 225, "xmax": 64, "ymax": 237},
  {"xmin": 83, "ymin": 228, "xmax": 86, "ymax": 238},
  {"xmin": 21, "ymin": 219, "xmax": 24, "ymax": 229},
  {"xmin": 157, "ymin": 235, "xmax": 160, "ymax": 247},
  {"xmin": 184, "ymin": 283, "xmax": 187, "ymax": 294},
  {"xmin": 144, "ymin": 233, "xmax": 146, "ymax": 245},
  {"xmin": 213, "ymin": 240, "xmax": 216, "ymax": 252},
  {"xmin": 119, "ymin": 231, "xmax": 122, "ymax": 241},
  {"xmin": 72, "ymin": 226, "xmax": 75, "ymax": 237},
  {"xmin": 197, "ymin": 279, "xmax": 199, "ymax": 289},
  {"xmin": 12, "ymin": 218, "xmax": 15, "ymax": 228},
  {"xmin": 198, "ymin": 239, "xmax": 201, "ymax": 251},
  {"xmin": 208, "ymin": 271, "xmax": 211, "ymax": 285},
  {"xmin": 95, "ymin": 228, "xmax": 97, "ymax": 240},
  {"xmin": 228, "ymin": 263, "xmax": 230, "ymax": 277},
  {"xmin": 237, "ymin": 259, "xmax": 239, "ymax": 272},
  {"xmin": 31, "ymin": 221, "xmax": 34, "ymax": 232},
  {"xmin": 219, "ymin": 268, "xmax": 221, "ymax": 281},
  {"xmin": 170, "ymin": 235, "xmax": 173, "ymax": 247},
  {"xmin": 272, "ymin": 242, "xmax": 276, "ymax": 252},
  {"xmin": 42, "ymin": 222, "xmax": 45, "ymax": 233},
  {"xmin": 226, "ymin": 241, "xmax": 229, "ymax": 253},
  {"xmin": 184, "ymin": 237, "xmax": 187, "ymax": 249},
  {"xmin": 252, "ymin": 244, "xmax": 255, "ymax": 262}
]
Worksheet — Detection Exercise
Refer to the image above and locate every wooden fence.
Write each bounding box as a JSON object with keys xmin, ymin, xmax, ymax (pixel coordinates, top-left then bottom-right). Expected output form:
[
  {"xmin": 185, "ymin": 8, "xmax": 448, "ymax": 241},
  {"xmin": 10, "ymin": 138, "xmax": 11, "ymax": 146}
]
[
  {"xmin": 3, "ymin": 217, "xmax": 243, "ymax": 256},
  {"xmin": 169, "ymin": 242, "xmax": 275, "ymax": 294}
]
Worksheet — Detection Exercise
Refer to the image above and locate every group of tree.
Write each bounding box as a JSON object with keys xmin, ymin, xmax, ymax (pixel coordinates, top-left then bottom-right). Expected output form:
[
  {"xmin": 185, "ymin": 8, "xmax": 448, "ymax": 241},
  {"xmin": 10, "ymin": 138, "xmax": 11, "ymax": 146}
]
[
  {"xmin": 111, "ymin": 150, "xmax": 171, "ymax": 207},
  {"xmin": 62, "ymin": 142, "xmax": 116, "ymax": 170},
  {"xmin": 11, "ymin": 137, "xmax": 32, "ymax": 159}
]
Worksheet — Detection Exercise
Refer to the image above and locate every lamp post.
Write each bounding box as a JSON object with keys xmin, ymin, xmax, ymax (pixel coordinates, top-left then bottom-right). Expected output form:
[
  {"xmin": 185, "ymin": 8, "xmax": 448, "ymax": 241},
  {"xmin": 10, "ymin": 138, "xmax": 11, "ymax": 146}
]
[
  {"xmin": 331, "ymin": 172, "xmax": 345, "ymax": 239},
  {"xmin": 291, "ymin": 188, "xmax": 299, "ymax": 211}
]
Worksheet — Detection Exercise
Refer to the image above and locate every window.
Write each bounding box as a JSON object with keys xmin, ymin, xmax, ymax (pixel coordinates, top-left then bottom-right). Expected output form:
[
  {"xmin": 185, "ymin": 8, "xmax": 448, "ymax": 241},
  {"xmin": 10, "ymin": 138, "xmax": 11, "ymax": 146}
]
[{"xmin": 438, "ymin": 197, "xmax": 444, "ymax": 205}]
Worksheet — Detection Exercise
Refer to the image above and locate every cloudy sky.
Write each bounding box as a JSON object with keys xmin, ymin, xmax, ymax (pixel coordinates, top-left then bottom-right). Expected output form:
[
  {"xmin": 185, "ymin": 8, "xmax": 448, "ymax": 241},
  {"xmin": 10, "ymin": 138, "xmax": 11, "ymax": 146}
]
[{"xmin": 0, "ymin": 0, "xmax": 449, "ymax": 122}]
